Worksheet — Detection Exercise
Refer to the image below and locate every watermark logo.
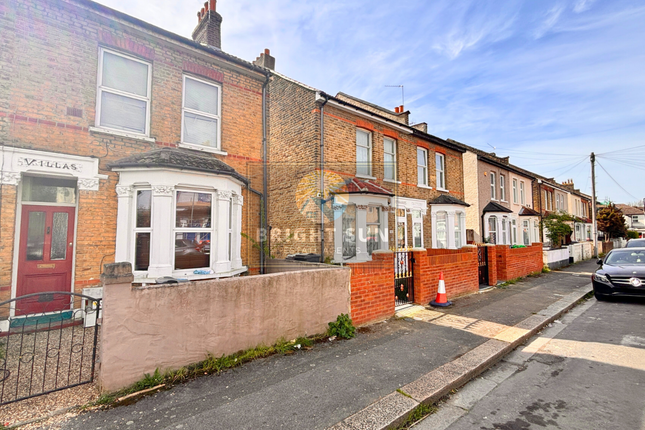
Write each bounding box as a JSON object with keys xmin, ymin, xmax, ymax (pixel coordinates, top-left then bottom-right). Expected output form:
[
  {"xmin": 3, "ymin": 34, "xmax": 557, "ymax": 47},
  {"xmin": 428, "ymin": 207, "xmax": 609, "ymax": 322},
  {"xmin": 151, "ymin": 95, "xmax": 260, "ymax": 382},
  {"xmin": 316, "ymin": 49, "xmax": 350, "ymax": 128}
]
[{"xmin": 295, "ymin": 170, "xmax": 348, "ymax": 222}]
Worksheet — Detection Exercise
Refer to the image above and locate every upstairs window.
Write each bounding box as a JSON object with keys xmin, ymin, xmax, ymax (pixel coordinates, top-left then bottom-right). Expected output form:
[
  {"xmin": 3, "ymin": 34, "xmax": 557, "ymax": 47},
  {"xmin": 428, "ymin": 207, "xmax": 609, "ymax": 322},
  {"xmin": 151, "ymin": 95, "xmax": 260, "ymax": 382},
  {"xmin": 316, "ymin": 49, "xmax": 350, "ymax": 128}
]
[
  {"xmin": 435, "ymin": 153, "xmax": 446, "ymax": 189},
  {"xmin": 513, "ymin": 179, "xmax": 518, "ymax": 204},
  {"xmin": 417, "ymin": 148, "xmax": 428, "ymax": 186},
  {"xmin": 383, "ymin": 138, "xmax": 397, "ymax": 181},
  {"xmin": 182, "ymin": 76, "xmax": 222, "ymax": 149},
  {"xmin": 97, "ymin": 48, "xmax": 151, "ymax": 135},
  {"xmin": 356, "ymin": 129, "xmax": 372, "ymax": 176},
  {"xmin": 500, "ymin": 175, "xmax": 506, "ymax": 201},
  {"xmin": 490, "ymin": 172, "xmax": 496, "ymax": 200},
  {"xmin": 520, "ymin": 181, "xmax": 525, "ymax": 205}
]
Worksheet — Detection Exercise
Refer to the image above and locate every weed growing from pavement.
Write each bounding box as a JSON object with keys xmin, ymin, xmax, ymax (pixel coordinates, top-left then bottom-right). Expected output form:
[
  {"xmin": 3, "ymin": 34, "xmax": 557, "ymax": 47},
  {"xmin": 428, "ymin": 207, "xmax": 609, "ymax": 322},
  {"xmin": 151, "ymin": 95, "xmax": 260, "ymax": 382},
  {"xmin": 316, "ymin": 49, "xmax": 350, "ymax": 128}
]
[
  {"xmin": 542, "ymin": 266, "xmax": 551, "ymax": 274},
  {"xmin": 88, "ymin": 316, "xmax": 352, "ymax": 409},
  {"xmin": 327, "ymin": 313, "xmax": 356, "ymax": 339},
  {"xmin": 393, "ymin": 403, "xmax": 438, "ymax": 429}
]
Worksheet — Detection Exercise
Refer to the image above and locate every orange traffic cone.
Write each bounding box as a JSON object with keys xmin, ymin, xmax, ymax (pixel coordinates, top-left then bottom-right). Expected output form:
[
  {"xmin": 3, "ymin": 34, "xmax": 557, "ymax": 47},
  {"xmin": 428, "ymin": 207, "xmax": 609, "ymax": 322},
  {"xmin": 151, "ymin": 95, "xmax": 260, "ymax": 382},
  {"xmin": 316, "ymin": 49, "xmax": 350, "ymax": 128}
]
[{"xmin": 430, "ymin": 272, "xmax": 452, "ymax": 307}]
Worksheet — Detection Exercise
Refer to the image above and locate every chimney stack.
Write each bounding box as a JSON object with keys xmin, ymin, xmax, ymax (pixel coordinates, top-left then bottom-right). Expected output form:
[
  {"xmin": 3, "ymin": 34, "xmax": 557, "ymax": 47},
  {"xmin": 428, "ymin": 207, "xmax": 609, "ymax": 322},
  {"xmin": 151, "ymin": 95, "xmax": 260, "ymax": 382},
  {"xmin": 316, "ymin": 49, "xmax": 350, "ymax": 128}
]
[
  {"xmin": 253, "ymin": 48, "xmax": 276, "ymax": 70},
  {"xmin": 192, "ymin": 0, "xmax": 222, "ymax": 49}
]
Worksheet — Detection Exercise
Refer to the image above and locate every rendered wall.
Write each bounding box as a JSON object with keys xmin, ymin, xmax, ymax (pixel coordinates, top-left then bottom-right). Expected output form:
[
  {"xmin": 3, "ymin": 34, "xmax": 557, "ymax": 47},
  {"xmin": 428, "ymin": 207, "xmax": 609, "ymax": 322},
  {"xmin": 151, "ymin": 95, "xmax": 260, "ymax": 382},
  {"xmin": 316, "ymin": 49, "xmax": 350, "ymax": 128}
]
[{"xmin": 99, "ymin": 266, "xmax": 351, "ymax": 392}]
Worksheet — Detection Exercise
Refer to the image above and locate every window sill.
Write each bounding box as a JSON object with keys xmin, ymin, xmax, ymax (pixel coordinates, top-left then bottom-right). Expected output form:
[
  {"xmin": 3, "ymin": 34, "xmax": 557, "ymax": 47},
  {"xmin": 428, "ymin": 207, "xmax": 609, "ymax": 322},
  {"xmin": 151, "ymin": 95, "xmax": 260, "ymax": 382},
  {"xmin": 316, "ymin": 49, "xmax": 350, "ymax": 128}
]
[
  {"xmin": 133, "ymin": 266, "xmax": 247, "ymax": 285},
  {"xmin": 356, "ymin": 174, "xmax": 376, "ymax": 180},
  {"xmin": 179, "ymin": 142, "xmax": 227, "ymax": 156},
  {"xmin": 89, "ymin": 126, "xmax": 156, "ymax": 143},
  {"xmin": 436, "ymin": 187, "xmax": 450, "ymax": 193},
  {"xmin": 417, "ymin": 184, "xmax": 432, "ymax": 190},
  {"xmin": 383, "ymin": 179, "xmax": 401, "ymax": 184}
]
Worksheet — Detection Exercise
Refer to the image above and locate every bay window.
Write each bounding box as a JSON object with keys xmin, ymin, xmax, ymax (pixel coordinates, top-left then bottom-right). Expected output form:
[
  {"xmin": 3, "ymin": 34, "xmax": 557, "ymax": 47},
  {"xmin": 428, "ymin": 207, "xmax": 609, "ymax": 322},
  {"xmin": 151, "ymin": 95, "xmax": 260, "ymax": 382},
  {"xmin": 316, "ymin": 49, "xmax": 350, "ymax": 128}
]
[
  {"xmin": 174, "ymin": 191, "xmax": 212, "ymax": 270},
  {"xmin": 488, "ymin": 216, "xmax": 497, "ymax": 244},
  {"xmin": 342, "ymin": 204, "xmax": 357, "ymax": 259},
  {"xmin": 436, "ymin": 212, "xmax": 447, "ymax": 249},
  {"xmin": 366, "ymin": 206, "xmax": 381, "ymax": 255},
  {"xmin": 431, "ymin": 205, "xmax": 466, "ymax": 249}
]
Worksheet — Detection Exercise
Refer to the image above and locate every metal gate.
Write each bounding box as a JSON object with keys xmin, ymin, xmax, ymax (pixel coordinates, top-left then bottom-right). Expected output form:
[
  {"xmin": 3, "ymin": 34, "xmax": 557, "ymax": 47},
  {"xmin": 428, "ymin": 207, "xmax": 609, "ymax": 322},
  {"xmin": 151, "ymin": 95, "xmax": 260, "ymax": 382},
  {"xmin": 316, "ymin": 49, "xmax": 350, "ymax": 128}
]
[
  {"xmin": 478, "ymin": 246, "xmax": 489, "ymax": 286},
  {"xmin": 0, "ymin": 292, "xmax": 101, "ymax": 405},
  {"xmin": 395, "ymin": 251, "xmax": 414, "ymax": 306}
]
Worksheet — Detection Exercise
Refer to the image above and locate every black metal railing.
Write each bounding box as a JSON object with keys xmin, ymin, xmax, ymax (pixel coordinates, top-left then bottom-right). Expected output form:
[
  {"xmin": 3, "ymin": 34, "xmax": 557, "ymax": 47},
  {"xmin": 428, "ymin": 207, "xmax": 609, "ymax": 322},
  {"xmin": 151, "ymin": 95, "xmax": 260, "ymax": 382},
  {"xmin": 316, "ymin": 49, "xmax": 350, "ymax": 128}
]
[
  {"xmin": 0, "ymin": 292, "xmax": 101, "ymax": 405},
  {"xmin": 395, "ymin": 251, "xmax": 414, "ymax": 306}
]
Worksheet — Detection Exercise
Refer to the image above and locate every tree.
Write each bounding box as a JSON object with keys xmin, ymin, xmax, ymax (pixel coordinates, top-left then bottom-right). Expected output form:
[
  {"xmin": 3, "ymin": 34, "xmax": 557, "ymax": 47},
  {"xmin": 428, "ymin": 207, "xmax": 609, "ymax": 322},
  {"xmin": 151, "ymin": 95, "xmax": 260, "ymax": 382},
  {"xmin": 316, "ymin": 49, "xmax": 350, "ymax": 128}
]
[
  {"xmin": 543, "ymin": 212, "xmax": 573, "ymax": 248},
  {"xmin": 597, "ymin": 203, "xmax": 627, "ymax": 240}
]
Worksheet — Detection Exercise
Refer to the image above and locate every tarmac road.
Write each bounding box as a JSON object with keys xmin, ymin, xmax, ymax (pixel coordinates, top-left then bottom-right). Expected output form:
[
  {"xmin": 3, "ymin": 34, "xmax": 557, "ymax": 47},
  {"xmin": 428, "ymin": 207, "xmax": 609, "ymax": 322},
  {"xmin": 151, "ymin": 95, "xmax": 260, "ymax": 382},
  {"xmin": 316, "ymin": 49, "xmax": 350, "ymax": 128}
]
[{"xmin": 415, "ymin": 295, "xmax": 645, "ymax": 430}]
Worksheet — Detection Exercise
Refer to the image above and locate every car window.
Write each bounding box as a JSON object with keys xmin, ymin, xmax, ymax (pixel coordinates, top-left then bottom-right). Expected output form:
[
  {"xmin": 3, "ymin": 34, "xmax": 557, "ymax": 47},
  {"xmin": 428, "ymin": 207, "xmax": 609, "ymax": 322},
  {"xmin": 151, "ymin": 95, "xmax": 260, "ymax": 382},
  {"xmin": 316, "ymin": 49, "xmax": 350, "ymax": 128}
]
[
  {"xmin": 627, "ymin": 239, "xmax": 645, "ymax": 248},
  {"xmin": 605, "ymin": 250, "xmax": 645, "ymax": 265}
]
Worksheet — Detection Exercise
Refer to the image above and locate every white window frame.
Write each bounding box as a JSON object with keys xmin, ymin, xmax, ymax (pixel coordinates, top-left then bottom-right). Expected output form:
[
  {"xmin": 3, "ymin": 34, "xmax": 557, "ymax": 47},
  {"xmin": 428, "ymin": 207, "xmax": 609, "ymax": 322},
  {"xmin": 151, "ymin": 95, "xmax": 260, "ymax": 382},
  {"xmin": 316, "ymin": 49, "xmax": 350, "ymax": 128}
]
[
  {"xmin": 180, "ymin": 75, "xmax": 223, "ymax": 152},
  {"xmin": 488, "ymin": 215, "xmax": 498, "ymax": 244},
  {"xmin": 96, "ymin": 47, "xmax": 152, "ymax": 137},
  {"xmin": 132, "ymin": 188, "xmax": 152, "ymax": 274},
  {"xmin": 356, "ymin": 129, "xmax": 373, "ymax": 177},
  {"xmin": 435, "ymin": 152, "xmax": 446, "ymax": 190},
  {"xmin": 490, "ymin": 172, "xmax": 496, "ymax": 200},
  {"xmin": 173, "ymin": 189, "xmax": 215, "ymax": 273},
  {"xmin": 500, "ymin": 175, "xmax": 506, "ymax": 201},
  {"xmin": 396, "ymin": 207, "xmax": 408, "ymax": 250},
  {"xmin": 366, "ymin": 205, "xmax": 381, "ymax": 255},
  {"xmin": 383, "ymin": 137, "xmax": 397, "ymax": 181},
  {"xmin": 513, "ymin": 179, "xmax": 518, "ymax": 204},
  {"xmin": 520, "ymin": 181, "xmax": 525, "ymax": 205},
  {"xmin": 417, "ymin": 148, "xmax": 428, "ymax": 187},
  {"xmin": 412, "ymin": 209, "xmax": 423, "ymax": 248}
]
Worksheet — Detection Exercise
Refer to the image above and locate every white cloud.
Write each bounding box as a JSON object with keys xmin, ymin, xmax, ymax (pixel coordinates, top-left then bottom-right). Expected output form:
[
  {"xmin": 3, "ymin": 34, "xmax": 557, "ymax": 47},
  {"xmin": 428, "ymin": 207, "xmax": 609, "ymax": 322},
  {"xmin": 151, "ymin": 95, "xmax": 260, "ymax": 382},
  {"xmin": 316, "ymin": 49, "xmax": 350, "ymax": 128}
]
[
  {"xmin": 573, "ymin": 0, "xmax": 596, "ymax": 13},
  {"xmin": 533, "ymin": 4, "xmax": 566, "ymax": 39}
]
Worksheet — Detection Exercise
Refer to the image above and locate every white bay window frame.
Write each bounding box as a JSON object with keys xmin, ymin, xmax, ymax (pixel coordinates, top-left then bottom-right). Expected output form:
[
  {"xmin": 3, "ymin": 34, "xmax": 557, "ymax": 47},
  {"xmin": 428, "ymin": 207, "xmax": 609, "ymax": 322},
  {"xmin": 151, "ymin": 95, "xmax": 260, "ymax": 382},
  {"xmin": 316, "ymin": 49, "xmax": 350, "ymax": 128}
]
[
  {"xmin": 115, "ymin": 169, "xmax": 245, "ymax": 280},
  {"xmin": 96, "ymin": 47, "xmax": 152, "ymax": 137},
  {"xmin": 431, "ymin": 204, "xmax": 466, "ymax": 249}
]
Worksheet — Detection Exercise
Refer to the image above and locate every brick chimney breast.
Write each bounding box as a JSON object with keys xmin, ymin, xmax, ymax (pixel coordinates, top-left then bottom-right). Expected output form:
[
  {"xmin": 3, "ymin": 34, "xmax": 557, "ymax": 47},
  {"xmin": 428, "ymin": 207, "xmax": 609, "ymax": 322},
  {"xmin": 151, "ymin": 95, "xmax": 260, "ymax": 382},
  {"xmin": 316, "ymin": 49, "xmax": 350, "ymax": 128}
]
[
  {"xmin": 253, "ymin": 48, "xmax": 276, "ymax": 70},
  {"xmin": 192, "ymin": 0, "xmax": 222, "ymax": 49}
]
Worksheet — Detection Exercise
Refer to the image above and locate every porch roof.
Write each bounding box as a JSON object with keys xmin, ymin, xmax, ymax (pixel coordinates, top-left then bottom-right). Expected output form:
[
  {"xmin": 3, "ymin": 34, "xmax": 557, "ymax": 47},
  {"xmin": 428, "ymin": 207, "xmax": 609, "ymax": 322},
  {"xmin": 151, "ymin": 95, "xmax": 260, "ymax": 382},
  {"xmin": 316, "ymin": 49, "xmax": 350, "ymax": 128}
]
[
  {"xmin": 428, "ymin": 194, "xmax": 470, "ymax": 207},
  {"xmin": 519, "ymin": 206, "xmax": 540, "ymax": 216},
  {"xmin": 483, "ymin": 201, "xmax": 513, "ymax": 214}
]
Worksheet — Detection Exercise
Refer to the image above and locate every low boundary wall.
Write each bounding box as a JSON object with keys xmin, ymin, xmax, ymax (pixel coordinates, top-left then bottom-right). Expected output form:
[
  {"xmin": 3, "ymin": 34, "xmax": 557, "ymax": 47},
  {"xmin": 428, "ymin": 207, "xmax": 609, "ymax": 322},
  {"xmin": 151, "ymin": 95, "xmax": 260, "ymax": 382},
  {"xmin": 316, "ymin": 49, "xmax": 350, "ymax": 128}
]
[
  {"xmin": 496, "ymin": 244, "xmax": 543, "ymax": 281},
  {"xmin": 413, "ymin": 247, "xmax": 479, "ymax": 304},
  {"xmin": 99, "ymin": 263, "xmax": 350, "ymax": 392},
  {"xmin": 348, "ymin": 251, "xmax": 395, "ymax": 327}
]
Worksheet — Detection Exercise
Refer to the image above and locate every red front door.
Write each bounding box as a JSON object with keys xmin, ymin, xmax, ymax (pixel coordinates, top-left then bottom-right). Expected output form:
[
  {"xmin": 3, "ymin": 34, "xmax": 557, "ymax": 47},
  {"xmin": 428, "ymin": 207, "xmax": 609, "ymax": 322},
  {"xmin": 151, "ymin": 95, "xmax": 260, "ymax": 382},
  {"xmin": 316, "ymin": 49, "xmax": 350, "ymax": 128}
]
[{"xmin": 16, "ymin": 205, "xmax": 76, "ymax": 315}]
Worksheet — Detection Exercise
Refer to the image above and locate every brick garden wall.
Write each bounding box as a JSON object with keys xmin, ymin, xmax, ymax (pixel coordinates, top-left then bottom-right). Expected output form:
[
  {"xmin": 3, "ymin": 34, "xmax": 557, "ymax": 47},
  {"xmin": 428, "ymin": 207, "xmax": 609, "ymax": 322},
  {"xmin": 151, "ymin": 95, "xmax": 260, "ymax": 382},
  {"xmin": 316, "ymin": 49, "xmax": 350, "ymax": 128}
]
[
  {"xmin": 348, "ymin": 251, "xmax": 395, "ymax": 326},
  {"xmin": 413, "ymin": 247, "xmax": 479, "ymax": 304},
  {"xmin": 0, "ymin": 0, "xmax": 266, "ymax": 294},
  {"xmin": 496, "ymin": 244, "xmax": 543, "ymax": 281}
]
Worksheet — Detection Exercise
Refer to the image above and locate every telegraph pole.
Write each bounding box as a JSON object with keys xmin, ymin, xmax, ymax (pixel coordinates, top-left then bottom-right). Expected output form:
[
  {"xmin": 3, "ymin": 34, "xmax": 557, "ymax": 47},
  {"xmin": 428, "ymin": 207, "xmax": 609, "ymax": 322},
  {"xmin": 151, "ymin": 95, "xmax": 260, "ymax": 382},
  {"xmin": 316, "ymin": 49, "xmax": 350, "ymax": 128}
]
[{"xmin": 591, "ymin": 152, "xmax": 598, "ymax": 258}]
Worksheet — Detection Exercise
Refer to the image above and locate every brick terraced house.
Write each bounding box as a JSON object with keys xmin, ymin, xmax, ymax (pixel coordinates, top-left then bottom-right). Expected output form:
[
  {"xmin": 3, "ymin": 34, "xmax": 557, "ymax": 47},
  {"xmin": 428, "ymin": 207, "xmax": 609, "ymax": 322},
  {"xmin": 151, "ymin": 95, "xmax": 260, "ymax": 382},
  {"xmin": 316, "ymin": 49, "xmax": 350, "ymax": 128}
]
[
  {"xmin": 0, "ymin": 0, "xmax": 269, "ymax": 318},
  {"xmin": 260, "ymin": 56, "xmax": 468, "ymax": 263},
  {"xmin": 450, "ymin": 141, "xmax": 541, "ymax": 246}
]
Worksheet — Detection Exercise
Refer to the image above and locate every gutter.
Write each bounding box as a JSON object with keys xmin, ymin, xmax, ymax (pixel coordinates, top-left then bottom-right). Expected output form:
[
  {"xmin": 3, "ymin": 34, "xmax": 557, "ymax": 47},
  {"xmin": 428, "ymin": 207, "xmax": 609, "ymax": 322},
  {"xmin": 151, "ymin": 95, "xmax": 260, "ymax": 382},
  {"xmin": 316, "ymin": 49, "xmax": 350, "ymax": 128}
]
[
  {"xmin": 318, "ymin": 92, "xmax": 330, "ymax": 263},
  {"xmin": 261, "ymin": 73, "xmax": 271, "ymax": 274}
]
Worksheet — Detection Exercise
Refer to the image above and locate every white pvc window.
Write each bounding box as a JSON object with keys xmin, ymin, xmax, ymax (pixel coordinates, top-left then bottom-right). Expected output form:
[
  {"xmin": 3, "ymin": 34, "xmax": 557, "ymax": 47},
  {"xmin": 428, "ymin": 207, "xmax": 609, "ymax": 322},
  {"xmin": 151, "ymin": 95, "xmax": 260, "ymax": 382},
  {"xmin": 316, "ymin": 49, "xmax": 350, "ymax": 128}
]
[
  {"xmin": 174, "ymin": 191, "xmax": 213, "ymax": 270},
  {"xmin": 366, "ymin": 206, "xmax": 381, "ymax": 255},
  {"xmin": 513, "ymin": 179, "xmax": 518, "ymax": 204},
  {"xmin": 436, "ymin": 153, "xmax": 445, "ymax": 189},
  {"xmin": 436, "ymin": 211, "xmax": 447, "ymax": 248},
  {"xmin": 490, "ymin": 172, "xmax": 496, "ymax": 200},
  {"xmin": 97, "ymin": 48, "xmax": 151, "ymax": 135},
  {"xmin": 342, "ymin": 204, "xmax": 357, "ymax": 259},
  {"xmin": 454, "ymin": 214, "xmax": 461, "ymax": 247},
  {"xmin": 500, "ymin": 175, "xmax": 506, "ymax": 201},
  {"xmin": 417, "ymin": 148, "xmax": 428, "ymax": 186},
  {"xmin": 133, "ymin": 189, "xmax": 152, "ymax": 271},
  {"xmin": 356, "ymin": 129, "xmax": 372, "ymax": 176},
  {"xmin": 384, "ymin": 138, "xmax": 396, "ymax": 181},
  {"xmin": 512, "ymin": 219, "xmax": 517, "ymax": 245},
  {"xmin": 412, "ymin": 210, "xmax": 423, "ymax": 248},
  {"xmin": 520, "ymin": 181, "xmax": 525, "ymax": 205},
  {"xmin": 488, "ymin": 216, "xmax": 497, "ymax": 244},
  {"xmin": 182, "ymin": 76, "xmax": 222, "ymax": 149},
  {"xmin": 523, "ymin": 220, "xmax": 530, "ymax": 245},
  {"xmin": 501, "ymin": 217, "xmax": 508, "ymax": 245}
]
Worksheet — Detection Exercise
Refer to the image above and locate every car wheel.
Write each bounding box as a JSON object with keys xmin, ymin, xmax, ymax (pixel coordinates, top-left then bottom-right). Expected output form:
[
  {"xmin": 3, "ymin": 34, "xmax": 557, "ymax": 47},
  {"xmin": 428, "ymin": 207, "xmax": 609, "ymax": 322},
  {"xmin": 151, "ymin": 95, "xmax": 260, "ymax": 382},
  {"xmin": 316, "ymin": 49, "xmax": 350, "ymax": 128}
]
[{"xmin": 594, "ymin": 291, "xmax": 608, "ymax": 301}]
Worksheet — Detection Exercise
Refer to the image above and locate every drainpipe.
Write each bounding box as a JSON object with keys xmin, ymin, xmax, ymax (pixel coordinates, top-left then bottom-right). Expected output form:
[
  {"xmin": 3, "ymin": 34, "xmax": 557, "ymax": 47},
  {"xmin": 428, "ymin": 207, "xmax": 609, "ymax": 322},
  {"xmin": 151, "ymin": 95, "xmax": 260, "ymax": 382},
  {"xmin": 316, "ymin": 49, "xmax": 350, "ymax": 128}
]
[
  {"xmin": 318, "ymin": 92, "xmax": 329, "ymax": 263},
  {"xmin": 261, "ymin": 74, "xmax": 270, "ymax": 274},
  {"xmin": 537, "ymin": 179, "xmax": 543, "ymax": 243}
]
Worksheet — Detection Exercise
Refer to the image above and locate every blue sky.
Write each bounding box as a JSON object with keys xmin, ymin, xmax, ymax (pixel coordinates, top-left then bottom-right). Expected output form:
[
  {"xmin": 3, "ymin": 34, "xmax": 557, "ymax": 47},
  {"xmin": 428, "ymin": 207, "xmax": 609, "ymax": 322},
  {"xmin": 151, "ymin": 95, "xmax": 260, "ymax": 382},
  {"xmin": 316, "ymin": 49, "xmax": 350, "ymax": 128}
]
[{"xmin": 101, "ymin": 0, "xmax": 645, "ymax": 205}]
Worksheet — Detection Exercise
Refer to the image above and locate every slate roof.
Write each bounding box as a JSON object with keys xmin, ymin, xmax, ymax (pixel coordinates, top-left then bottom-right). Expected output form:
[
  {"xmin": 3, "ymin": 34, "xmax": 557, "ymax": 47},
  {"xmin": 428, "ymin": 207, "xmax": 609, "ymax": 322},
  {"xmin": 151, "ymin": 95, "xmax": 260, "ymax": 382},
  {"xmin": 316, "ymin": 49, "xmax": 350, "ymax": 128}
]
[
  {"xmin": 483, "ymin": 201, "xmax": 513, "ymax": 213},
  {"xmin": 616, "ymin": 204, "xmax": 644, "ymax": 216},
  {"xmin": 333, "ymin": 178, "xmax": 394, "ymax": 196},
  {"xmin": 109, "ymin": 148, "xmax": 248, "ymax": 184},
  {"xmin": 518, "ymin": 206, "xmax": 540, "ymax": 216},
  {"xmin": 428, "ymin": 194, "xmax": 470, "ymax": 207}
]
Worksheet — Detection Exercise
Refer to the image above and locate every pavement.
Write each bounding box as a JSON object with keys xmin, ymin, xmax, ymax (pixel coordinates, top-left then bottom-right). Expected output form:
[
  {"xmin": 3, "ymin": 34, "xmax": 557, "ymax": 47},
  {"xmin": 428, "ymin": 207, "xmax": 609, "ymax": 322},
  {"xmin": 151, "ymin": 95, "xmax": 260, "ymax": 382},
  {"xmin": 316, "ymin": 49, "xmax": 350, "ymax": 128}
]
[
  {"xmin": 58, "ymin": 259, "xmax": 597, "ymax": 430},
  {"xmin": 415, "ymin": 291, "xmax": 645, "ymax": 430}
]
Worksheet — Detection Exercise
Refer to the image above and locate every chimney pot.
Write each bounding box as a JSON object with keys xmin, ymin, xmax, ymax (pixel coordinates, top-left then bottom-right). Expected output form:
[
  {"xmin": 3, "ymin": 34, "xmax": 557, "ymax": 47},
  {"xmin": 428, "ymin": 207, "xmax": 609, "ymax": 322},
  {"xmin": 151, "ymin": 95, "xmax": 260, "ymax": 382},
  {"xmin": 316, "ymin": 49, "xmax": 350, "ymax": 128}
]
[
  {"xmin": 394, "ymin": 107, "xmax": 400, "ymax": 113},
  {"xmin": 201, "ymin": 7, "xmax": 205, "ymax": 17},
  {"xmin": 193, "ymin": 0, "xmax": 222, "ymax": 48},
  {"xmin": 400, "ymin": 105, "xmax": 404, "ymax": 112},
  {"xmin": 209, "ymin": 0, "xmax": 216, "ymax": 11},
  {"xmin": 197, "ymin": 11, "xmax": 201, "ymax": 22},
  {"xmin": 204, "ymin": 2, "xmax": 208, "ymax": 12},
  {"xmin": 252, "ymin": 48, "xmax": 276, "ymax": 70},
  {"xmin": 264, "ymin": 48, "xmax": 270, "ymax": 55}
]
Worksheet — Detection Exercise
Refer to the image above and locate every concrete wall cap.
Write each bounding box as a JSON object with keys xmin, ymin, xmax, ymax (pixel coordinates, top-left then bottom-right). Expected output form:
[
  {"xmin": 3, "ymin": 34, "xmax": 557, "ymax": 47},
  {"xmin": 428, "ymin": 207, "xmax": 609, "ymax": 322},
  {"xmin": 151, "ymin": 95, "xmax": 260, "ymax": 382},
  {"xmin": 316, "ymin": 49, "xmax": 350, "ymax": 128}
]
[
  {"xmin": 101, "ymin": 262, "xmax": 134, "ymax": 285},
  {"xmin": 371, "ymin": 250, "xmax": 394, "ymax": 254}
]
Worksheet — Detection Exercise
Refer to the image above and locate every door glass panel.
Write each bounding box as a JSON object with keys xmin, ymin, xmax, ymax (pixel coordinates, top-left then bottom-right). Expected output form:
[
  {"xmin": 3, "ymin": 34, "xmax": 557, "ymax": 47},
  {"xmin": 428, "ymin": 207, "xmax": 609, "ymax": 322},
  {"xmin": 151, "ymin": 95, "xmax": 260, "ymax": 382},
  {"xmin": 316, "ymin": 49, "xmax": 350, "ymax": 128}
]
[
  {"xmin": 50, "ymin": 212, "xmax": 69, "ymax": 260},
  {"xmin": 22, "ymin": 176, "xmax": 76, "ymax": 204},
  {"xmin": 135, "ymin": 233, "xmax": 151, "ymax": 271},
  {"xmin": 26, "ymin": 211, "xmax": 46, "ymax": 261}
]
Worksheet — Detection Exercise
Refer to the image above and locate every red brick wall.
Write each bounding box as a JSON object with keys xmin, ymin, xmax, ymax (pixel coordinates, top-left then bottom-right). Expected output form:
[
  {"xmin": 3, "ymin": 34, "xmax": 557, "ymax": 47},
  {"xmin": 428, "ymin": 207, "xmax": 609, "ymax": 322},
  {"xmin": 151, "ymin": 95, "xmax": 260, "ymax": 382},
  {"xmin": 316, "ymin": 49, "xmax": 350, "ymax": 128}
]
[
  {"xmin": 348, "ymin": 252, "xmax": 395, "ymax": 326},
  {"xmin": 496, "ymin": 244, "xmax": 543, "ymax": 281},
  {"xmin": 413, "ymin": 247, "xmax": 479, "ymax": 304},
  {"xmin": 486, "ymin": 244, "xmax": 498, "ymax": 286},
  {"xmin": 0, "ymin": 0, "xmax": 265, "ymax": 291}
]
